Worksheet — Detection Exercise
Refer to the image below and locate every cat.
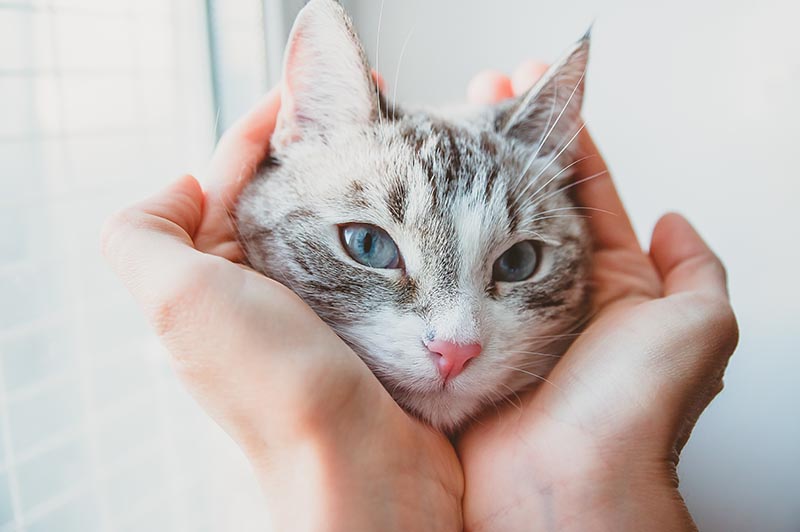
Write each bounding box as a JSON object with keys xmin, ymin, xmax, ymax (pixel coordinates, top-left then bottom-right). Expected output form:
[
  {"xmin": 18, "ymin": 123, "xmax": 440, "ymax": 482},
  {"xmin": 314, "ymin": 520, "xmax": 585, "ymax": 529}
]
[{"xmin": 236, "ymin": 0, "xmax": 593, "ymax": 432}]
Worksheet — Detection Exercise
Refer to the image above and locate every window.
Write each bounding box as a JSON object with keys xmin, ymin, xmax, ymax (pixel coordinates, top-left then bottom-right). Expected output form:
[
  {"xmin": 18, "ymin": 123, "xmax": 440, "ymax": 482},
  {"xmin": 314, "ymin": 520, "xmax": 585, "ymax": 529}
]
[{"xmin": 0, "ymin": 1, "xmax": 292, "ymax": 530}]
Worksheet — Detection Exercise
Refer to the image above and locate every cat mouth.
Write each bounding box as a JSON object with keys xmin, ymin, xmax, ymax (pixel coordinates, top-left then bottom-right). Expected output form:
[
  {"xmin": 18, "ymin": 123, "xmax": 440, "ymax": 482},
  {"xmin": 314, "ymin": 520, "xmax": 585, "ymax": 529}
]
[
  {"xmin": 395, "ymin": 376, "xmax": 472, "ymax": 398},
  {"xmin": 392, "ymin": 382, "xmax": 488, "ymax": 432}
]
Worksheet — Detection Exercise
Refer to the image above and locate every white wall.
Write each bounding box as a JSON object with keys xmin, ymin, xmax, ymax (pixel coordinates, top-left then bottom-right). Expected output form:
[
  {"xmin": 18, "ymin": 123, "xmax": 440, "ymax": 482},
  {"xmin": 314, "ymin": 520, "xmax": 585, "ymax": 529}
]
[{"xmin": 349, "ymin": 1, "xmax": 800, "ymax": 530}]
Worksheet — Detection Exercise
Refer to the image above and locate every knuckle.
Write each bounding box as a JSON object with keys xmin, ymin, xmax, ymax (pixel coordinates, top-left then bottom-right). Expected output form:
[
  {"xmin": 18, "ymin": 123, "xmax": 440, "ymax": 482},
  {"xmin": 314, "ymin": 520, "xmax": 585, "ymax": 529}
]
[
  {"xmin": 692, "ymin": 295, "xmax": 740, "ymax": 361},
  {"xmin": 709, "ymin": 253, "xmax": 729, "ymax": 285},
  {"xmin": 150, "ymin": 290, "xmax": 190, "ymax": 340},
  {"xmin": 715, "ymin": 377, "xmax": 725, "ymax": 396},
  {"xmin": 101, "ymin": 207, "xmax": 180, "ymax": 260},
  {"xmin": 717, "ymin": 304, "xmax": 740, "ymax": 355},
  {"xmin": 100, "ymin": 208, "xmax": 137, "ymax": 260}
]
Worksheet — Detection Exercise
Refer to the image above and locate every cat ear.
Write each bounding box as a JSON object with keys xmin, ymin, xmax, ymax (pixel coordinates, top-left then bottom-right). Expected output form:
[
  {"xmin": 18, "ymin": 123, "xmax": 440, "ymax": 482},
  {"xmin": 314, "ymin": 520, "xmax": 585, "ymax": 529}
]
[
  {"xmin": 497, "ymin": 33, "xmax": 590, "ymax": 155},
  {"xmin": 273, "ymin": 0, "xmax": 378, "ymax": 149}
]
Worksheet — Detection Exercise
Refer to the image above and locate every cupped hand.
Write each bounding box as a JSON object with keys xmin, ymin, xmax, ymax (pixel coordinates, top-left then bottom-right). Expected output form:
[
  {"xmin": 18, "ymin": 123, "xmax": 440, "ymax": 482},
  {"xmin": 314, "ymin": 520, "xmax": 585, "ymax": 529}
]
[
  {"xmin": 459, "ymin": 64, "xmax": 739, "ymax": 531},
  {"xmin": 101, "ymin": 88, "xmax": 462, "ymax": 532},
  {"xmin": 103, "ymin": 62, "xmax": 738, "ymax": 532}
]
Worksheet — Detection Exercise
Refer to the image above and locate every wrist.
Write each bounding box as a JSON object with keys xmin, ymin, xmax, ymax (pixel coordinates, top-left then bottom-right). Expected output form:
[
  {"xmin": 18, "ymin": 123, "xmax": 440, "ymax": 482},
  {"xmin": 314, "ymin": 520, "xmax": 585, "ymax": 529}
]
[
  {"xmin": 252, "ymin": 427, "xmax": 463, "ymax": 532},
  {"xmin": 248, "ymin": 375, "xmax": 463, "ymax": 532},
  {"xmin": 466, "ymin": 460, "xmax": 694, "ymax": 532},
  {"xmin": 524, "ymin": 456, "xmax": 695, "ymax": 532},
  {"xmin": 462, "ymin": 420, "xmax": 695, "ymax": 532}
]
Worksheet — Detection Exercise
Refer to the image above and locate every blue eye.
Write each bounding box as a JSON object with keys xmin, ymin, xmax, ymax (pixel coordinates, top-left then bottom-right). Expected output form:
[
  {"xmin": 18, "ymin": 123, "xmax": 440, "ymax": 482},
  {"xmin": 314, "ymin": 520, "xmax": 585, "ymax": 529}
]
[
  {"xmin": 340, "ymin": 224, "xmax": 402, "ymax": 269},
  {"xmin": 493, "ymin": 241, "xmax": 540, "ymax": 282}
]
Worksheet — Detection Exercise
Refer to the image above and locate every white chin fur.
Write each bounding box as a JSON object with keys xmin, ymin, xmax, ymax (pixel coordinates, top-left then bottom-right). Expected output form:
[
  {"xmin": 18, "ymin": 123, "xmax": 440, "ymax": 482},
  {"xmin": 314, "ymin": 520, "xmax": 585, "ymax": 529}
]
[{"xmin": 397, "ymin": 388, "xmax": 489, "ymax": 432}]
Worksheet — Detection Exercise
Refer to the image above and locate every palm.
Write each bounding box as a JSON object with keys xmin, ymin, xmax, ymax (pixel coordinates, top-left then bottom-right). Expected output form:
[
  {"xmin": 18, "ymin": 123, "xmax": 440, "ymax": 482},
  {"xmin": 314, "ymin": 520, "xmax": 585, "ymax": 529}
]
[
  {"xmin": 187, "ymin": 78, "xmax": 732, "ymax": 530},
  {"xmin": 456, "ymin": 132, "xmax": 736, "ymax": 529},
  {"xmin": 457, "ymin": 224, "xmax": 659, "ymax": 468},
  {"xmin": 198, "ymin": 92, "xmax": 673, "ymax": 510}
]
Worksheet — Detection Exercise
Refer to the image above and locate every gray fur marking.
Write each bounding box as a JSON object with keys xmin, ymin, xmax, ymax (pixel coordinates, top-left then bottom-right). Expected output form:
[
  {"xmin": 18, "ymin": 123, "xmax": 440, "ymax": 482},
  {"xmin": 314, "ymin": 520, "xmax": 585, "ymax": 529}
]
[{"xmin": 236, "ymin": 0, "xmax": 593, "ymax": 431}]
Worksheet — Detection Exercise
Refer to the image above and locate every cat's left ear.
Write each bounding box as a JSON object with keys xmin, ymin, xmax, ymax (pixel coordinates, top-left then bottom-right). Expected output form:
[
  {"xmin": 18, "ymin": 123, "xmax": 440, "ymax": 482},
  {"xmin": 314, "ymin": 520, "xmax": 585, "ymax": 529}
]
[
  {"xmin": 273, "ymin": 0, "xmax": 378, "ymax": 150},
  {"xmin": 497, "ymin": 33, "xmax": 590, "ymax": 154}
]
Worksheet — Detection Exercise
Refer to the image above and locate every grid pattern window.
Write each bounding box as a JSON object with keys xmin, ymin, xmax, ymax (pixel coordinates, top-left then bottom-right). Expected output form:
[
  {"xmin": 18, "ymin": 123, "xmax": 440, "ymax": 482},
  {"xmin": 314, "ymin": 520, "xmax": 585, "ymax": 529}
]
[
  {"xmin": 206, "ymin": 0, "xmax": 272, "ymax": 134},
  {"xmin": 0, "ymin": 1, "xmax": 279, "ymax": 530}
]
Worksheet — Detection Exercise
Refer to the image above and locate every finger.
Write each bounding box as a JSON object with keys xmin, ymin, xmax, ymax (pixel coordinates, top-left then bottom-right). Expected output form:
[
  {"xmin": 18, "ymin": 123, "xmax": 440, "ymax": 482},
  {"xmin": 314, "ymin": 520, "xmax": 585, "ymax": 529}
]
[
  {"xmin": 197, "ymin": 87, "xmax": 282, "ymax": 257},
  {"xmin": 510, "ymin": 60, "xmax": 549, "ymax": 96},
  {"xmin": 102, "ymin": 177, "xmax": 360, "ymax": 445},
  {"xmin": 102, "ymin": 176, "xmax": 391, "ymax": 454},
  {"xmin": 102, "ymin": 177, "xmax": 307, "ymax": 388},
  {"xmin": 649, "ymin": 213, "xmax": 729, "ymax": 298},
  {"xmin": 573, "ymin": 130, "xmax": 641, "ymax": 251},
  {"xmin": 372, "ymin": 70, "xmax": 387, "ymax": 92},
  {"xmin": 467, "ymin": 70, "xmax": 513, "ymax": 104},
  {"xmin": 136, "ymin": 174, "xmax": 204, "ymax": 241},
  {"xmin": 102, "ymin": 174, "xmax": 203, "ymax": 256},
  {"xmin": 101, "ymin": 176, "xmax": 219, "ymax": 317},
  {"xmin": 648, "ymin": 213, "xmax": 737, "ymax": 446},
  {"xmin": 207, "ymin": 86, "xmax": 282, "ymax": 189}
]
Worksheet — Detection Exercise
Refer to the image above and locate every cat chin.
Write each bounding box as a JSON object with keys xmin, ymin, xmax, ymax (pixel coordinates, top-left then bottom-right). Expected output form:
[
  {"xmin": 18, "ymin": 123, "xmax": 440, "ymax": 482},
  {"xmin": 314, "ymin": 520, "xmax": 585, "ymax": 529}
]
[{"xmin": 389, "ymin": 384, "xmax": 488, "ymax": 433}]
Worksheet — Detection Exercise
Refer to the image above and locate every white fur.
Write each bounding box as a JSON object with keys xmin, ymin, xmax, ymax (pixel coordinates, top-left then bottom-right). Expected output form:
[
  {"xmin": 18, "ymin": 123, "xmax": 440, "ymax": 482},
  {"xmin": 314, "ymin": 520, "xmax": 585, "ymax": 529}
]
[{"xmin": 237, "ymin": 0, "xmax": 593, "ymax": 431}]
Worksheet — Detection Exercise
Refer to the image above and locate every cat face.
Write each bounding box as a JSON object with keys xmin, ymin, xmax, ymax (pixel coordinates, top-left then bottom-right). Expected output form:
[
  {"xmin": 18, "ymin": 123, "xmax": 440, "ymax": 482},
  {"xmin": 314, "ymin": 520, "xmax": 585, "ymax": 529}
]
[{"xmin": 237, "ymin": 0, "xmax": 593, "ymax": 431}]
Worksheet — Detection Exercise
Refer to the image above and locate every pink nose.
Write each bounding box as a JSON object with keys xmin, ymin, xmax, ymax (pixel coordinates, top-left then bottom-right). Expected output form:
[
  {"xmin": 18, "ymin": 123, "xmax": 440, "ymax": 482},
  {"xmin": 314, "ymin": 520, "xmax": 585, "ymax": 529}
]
[{"xmin": 425, "ymin": 340, "xmax": 482, "ymax": 380}]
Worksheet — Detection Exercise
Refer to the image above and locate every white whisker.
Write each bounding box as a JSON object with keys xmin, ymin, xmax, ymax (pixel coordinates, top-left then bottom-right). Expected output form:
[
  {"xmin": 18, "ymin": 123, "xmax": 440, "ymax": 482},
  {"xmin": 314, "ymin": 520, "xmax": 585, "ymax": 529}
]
[
  {"xmin": 523, "ymin": 121, "xmax": 587, "ymax": 202},
  {"xmin": 374, "ymin": 0, "xmax": 386, "ymax": 127},
  {"xmin": 519, "ymin": 230, "xmax": 564, "ymax": 246},
  {"xmin": 529, "ymin": 169, "xmax": 609, "ymax": 211},
  {"xmin": 519, "ymin": 153, "xmax": 593, "ymax": 201},
  {"xmin": 529, "ymin": 214, "xmax": 592, "ymax": 223},
  {"xmin": 515, "ymin": 229, "xmax": 561, "ymax": 246},
  {"xmin": 391, "ymin": 25, "xmax": 416, "ymax": 118},
  {"xmin": 506, "ymin": 350, "xmax": 563, "ymax": 358},
  {"xmin": 516, "ymin": 63, "xmax": 587, "ymax": 191},
  {"xmin": 499, "ymin": 383, "xmax": 524, "ymax": 413},
  {"xmin": 535, "ymin": 332, "xmax": 582, "ymax": 339},
  {"xmin": 513, "ymin": 73, "xmax": 559, "ymax": 187},
  {"xmin": 499, "ymin": 365, "xmax": 564, "ymax": 393},
  {"xmin": 530, "ymin": 204, "xmax": 615, "ymax": 220}
]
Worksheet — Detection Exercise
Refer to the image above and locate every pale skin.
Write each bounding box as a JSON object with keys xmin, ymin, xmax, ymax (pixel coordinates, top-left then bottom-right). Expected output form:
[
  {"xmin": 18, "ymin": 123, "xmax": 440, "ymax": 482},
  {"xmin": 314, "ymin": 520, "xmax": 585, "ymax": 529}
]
[{"xmin": 102, "ymin": 63, "xmax": 738, "ymax": 531}]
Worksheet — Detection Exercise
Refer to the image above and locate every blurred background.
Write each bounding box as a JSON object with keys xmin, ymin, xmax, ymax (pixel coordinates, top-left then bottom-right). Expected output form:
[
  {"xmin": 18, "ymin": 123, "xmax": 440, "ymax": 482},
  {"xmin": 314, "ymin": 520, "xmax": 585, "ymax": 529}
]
[{"xmin": 0, "ymin": 0, "xmax": 797, "ymax": 531}]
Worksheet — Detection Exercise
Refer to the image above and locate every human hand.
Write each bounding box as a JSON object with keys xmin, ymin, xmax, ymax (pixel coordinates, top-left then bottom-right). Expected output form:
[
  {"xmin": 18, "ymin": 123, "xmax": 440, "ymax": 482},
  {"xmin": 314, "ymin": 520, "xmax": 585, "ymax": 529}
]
[
  {"xmin": 101, "ymin": 88, "xmax": 462, "ymax": 532},
  {"xmin": 459, "ymin": 64, "xmax": 739, "ymax": 531},
  {"xmin": 102, "ymin": 59, "xmax": 737, "ymax": 532}
]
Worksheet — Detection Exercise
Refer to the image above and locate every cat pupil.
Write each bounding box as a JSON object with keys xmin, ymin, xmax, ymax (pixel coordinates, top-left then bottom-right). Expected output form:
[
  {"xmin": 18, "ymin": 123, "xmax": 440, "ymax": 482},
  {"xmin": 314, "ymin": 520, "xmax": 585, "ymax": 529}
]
[
  {"xmin": 493, "ymin": 241, "xmax": 539, "ymax": 283},
  {"xmin": 341, "ymin": 223, "xmax": 401, "ymax": 269},
  {"xmin": 505, "ymin": 248, "xmax": 523, "ymax": 270},
  {"xmin": 361, "ymin": 232, "xmax": 373, "ymax": 254}
]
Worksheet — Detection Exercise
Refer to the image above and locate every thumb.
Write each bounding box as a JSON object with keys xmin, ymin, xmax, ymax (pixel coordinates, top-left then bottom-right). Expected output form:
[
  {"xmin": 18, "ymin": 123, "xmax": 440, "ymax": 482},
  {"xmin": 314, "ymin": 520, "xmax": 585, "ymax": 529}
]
[
  {"xmin": 648, "ymin": 213, "xmax": 739, "ymax": 450},
  {"xmin": 649, "ymin": 213, "xmax": 729, "ymax": 299},
  {"xmin": 101, "ymin": 176, "xmax": 368, "ymax": 450}
]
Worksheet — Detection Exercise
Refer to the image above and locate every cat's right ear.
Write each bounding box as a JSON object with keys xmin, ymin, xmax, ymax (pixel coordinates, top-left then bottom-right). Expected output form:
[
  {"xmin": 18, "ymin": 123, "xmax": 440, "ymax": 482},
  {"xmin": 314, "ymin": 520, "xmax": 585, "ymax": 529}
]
[
  {"xmin": 496, "ymin": 34, "xmax": 590, "ymax": 155},
  {"xmin": 272, "ymin": 0, "xmax": 378, "ymax": 150}
]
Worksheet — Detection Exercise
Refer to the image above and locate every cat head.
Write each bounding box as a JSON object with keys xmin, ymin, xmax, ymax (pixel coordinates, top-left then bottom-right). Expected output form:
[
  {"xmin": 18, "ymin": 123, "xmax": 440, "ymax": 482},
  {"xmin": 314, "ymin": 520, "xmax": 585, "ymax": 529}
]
[{"xmin": 237, "ymin": 0, "xmax": 593, "ymax": 431}]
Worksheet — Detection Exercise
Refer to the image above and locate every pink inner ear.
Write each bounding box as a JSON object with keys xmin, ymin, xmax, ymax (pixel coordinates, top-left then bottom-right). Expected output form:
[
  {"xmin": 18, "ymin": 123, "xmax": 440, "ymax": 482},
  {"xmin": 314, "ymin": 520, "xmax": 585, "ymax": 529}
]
[
  {"xmin": 271, "ymin": 0, "xmax": 376, "ymax": 149},
  {"xmin": 273, "ymin": 99, "xmax": 302, "ymax": 149},
  {"xmin": 371, "ymin": 71, "xmax": 386, "ymax": 92},
  {"xmin": 272, "ymin": 28, "xmax": 304, "ymax": 149}
]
